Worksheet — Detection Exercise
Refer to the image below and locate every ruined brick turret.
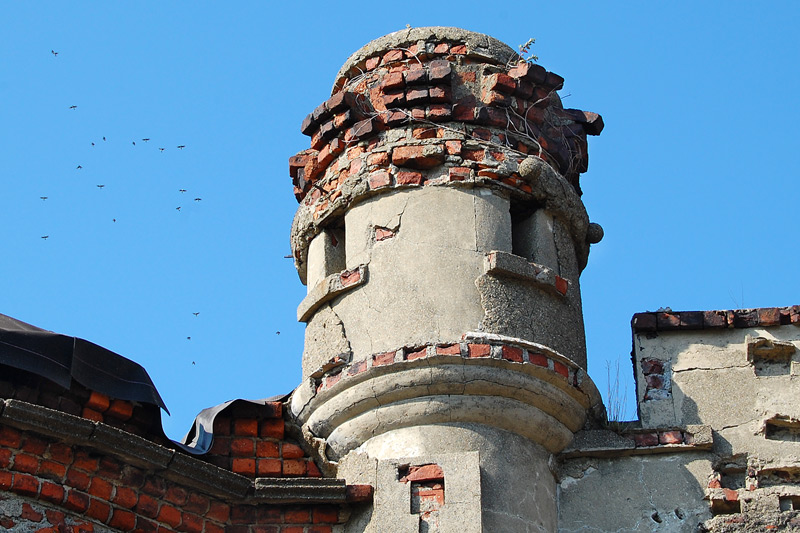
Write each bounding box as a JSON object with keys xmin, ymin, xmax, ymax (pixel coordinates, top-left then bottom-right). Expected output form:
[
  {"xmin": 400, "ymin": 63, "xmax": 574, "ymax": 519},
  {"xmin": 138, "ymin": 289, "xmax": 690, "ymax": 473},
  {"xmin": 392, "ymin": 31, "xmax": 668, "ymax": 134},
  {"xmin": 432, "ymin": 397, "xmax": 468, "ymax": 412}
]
[{"xmin": 288, "ymin": 28, "xmax": 605, "ymax": 532}]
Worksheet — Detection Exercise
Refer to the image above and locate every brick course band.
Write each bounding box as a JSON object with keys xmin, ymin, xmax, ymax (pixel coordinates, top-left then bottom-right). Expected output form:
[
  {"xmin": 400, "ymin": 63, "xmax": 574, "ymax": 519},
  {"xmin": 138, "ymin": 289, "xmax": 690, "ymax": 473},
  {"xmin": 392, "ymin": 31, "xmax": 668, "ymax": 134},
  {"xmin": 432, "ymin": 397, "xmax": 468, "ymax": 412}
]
[{"xmin": 632, "ymin": 306, "xmax": 800, "ymax": 333}]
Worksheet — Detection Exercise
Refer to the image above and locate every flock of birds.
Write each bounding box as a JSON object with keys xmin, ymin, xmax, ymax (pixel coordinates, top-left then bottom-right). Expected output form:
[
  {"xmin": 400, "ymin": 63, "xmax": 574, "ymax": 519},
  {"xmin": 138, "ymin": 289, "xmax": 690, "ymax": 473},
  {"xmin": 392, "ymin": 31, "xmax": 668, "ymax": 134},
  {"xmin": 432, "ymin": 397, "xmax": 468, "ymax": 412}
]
[
  {"xmin": 40, "ymin": 49, "xmax": 199, "ymax": 241},
  {"xmin": 41, "ymin": 48, "xmax": 211, "ymax": 351}
]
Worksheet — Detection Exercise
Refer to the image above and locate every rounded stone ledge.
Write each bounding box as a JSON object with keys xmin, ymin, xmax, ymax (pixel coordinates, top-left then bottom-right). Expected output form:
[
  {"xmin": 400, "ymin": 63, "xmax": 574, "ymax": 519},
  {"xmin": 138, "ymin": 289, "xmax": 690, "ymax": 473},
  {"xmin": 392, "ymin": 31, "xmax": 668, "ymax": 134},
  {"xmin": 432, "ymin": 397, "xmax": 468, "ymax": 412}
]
[
  {"xmin": 300, "ymin": 361, "xmax": 587, "ymax": 437},
  {"xmin": 334, "ymin": 27, "xmax": 517, "ymax": 92},
  {"xmin": 291, "ymin": 359, "xmax": 589, "ymax": 461},
  {"xmin": 323, "ymin": 394, "xmax": 574, "ymax": 460}
]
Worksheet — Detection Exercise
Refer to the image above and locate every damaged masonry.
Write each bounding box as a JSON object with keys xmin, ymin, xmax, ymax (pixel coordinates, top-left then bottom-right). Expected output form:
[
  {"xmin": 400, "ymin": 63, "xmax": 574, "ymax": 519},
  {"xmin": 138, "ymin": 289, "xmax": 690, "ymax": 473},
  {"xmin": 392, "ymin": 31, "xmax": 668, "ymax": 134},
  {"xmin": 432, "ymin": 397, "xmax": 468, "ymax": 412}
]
[{"xmin": 2, "ymin": 26, "xmax": 800, "ymax": 532}]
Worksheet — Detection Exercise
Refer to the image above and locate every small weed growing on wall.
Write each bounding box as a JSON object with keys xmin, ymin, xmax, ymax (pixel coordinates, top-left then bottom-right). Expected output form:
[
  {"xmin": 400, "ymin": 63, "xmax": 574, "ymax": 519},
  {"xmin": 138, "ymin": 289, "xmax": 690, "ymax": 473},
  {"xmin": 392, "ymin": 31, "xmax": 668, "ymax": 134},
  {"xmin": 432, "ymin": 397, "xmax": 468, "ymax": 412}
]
[
  {"xmin": 518, "ymin": 38, "xmax": 538, "ymax": 63},
  {"xmin": 605, "ymin": 358, "xmax": 634, "ymax": 433}
]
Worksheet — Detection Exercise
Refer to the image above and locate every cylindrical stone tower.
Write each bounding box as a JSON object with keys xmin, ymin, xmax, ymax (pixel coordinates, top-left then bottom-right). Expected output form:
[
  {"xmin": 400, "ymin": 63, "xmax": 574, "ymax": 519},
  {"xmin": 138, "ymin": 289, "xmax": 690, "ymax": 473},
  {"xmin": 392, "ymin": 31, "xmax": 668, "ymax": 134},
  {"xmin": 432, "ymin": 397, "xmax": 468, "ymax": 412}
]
[{"xmin": 288, "ymin": 27, "xmax": 604, "ymax": 532}]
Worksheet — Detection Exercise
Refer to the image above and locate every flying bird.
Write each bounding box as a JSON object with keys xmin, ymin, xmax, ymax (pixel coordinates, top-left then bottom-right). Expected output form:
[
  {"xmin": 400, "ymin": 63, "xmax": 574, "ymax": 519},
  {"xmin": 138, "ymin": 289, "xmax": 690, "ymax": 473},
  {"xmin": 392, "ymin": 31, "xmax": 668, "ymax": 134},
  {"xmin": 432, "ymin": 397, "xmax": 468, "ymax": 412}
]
[
  {"xmin": 96, "ymin": 185, "xmax": 104, "ymax": 189},
  {"xmin": 179, "ymin": 189, "xmax": 187, "ymax": 193},
  {"xmin": 102, "ymin": 137, "xmax": 106, "ymax": 141},
  {"xmin": 51, "ymin": 50, "xmax": 58, "ymax": 57},
  {"xmin": 176, "ymin": 207, "xmax": 181, "ymax": 211},
  {"xmin": 177, "ymin": 145, "xmax": 185, "ymax": 149},
  {"xmin": 283, "ymin": 254, "xmax": 293, "ymax": 259},
  {"xmin": 192, "ymin": 312, "xmax": 199, "ymax": 316},
  {"xmin": 76, "ymin": 165, "xmax": 82, "ymax": 169},
  {"xmin": 276, "ymin": 331, "xmax": 280, "ymax": 335},
  {"xmin": 69, "ymin": 105, "xmax": 77, "ymax": 110},
  {"xmin": 40, "ymin": 197, "xmax": 48, "ymax": 200},
  {"xmin": 186, "ymin": 336, "xmax": 191, "ymax": 340},
  {"xmin": 41, "ymin": 236, "xmax": 49, "ymax": 240},
  {"xmin": 142, "ymin": 138, "xmax": 150, "ymax": 142},
  {"xmin": 91, "ymin": 142, "xmax": 95, "ymax": 146},
  {"xmin": 159, "ymin": 148, "xmax": 165, "ymax": 152},
  {"xmin": 132, "ymin": 141, "xmax": 135, "ymax": 146},
  {"xmin": 194, "ymin": 198, "xmax": 201, "ymax": 202},
  {"xmin": 112, "ymin": 218, "xmax": 116, "ymax": 222}
]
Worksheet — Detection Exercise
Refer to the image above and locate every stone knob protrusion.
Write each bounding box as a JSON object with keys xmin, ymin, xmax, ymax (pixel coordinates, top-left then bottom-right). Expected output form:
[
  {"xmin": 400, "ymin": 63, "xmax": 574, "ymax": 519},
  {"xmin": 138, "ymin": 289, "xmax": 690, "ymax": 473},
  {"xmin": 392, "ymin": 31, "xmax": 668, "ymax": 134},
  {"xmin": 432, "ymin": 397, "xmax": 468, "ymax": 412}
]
[{"xmin": 587, "ymin": 222, "xmax": 604, "ymax": 244}]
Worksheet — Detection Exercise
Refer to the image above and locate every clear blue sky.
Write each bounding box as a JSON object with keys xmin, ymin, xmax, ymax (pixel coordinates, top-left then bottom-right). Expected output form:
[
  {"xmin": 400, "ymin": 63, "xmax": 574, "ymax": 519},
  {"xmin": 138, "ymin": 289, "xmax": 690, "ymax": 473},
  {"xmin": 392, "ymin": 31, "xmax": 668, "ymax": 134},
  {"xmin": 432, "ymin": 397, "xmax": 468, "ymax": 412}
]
[{"xmin": 3, "ymin": 2, "xmax": 798, "ymax": 439}]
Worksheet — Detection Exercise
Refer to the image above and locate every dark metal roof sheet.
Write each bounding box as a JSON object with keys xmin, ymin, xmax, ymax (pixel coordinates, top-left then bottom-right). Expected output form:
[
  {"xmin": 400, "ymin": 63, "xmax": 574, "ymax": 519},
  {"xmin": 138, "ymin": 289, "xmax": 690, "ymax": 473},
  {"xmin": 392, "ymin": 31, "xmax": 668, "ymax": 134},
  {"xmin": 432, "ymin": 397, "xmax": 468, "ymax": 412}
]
[{"xmin": 0, "ymin": 313, "xmax": 168, "ymax": 412}]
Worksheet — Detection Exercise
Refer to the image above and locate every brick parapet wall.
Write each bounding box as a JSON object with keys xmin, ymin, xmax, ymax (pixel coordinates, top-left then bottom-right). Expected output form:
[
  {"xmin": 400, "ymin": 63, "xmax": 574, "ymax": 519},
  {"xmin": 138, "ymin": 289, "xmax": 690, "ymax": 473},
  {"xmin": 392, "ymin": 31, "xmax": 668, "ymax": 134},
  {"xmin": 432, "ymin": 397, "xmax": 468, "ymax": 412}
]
[
  {"xmin": 0, "ymin": 366, "xmax": 167, "ymax": 445},
  {"xmin": 0, "ymin": 368, "xmax": 373, "ymax": 531},
  {"xmin": 632, "ymin": 306, "xmax": 800, "ymax": 333}
]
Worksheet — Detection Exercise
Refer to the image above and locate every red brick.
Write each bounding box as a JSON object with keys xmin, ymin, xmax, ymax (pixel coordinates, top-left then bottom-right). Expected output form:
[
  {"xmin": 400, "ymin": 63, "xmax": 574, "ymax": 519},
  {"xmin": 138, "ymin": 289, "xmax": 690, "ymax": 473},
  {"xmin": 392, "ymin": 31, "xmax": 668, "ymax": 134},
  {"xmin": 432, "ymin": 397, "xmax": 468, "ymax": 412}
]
[
  {"xmin": 367, "ymin": 151, "xmax": 389, "ymax": 167},
  {"xmin": 21, "ymin": 435, "xmax": 47, "ymax": 455},
  {"xmin": 450, "ymin": 44, "xmax": 467, "ymax": 55},
  {"xmin": 633, "ymin": 433, "xmax": 659, "ymax": 447},
  {"xmin": 554, "ymin": 276, "xmax": 568, "ymax": 295},
  {"xmin": 86, "ymin": 498, "xmax": 111, "ymax": 522},
  {"xmin": 501, "ymin": 346, "xmax": 524, "ymax": 363},
  {"xmin": 73, "ymin": 452, "xmax": 99, "ymax": 473},
  {"xmin": 632, "ymin": 313, "xmax": 657, "ymax": 332},
  {"xmin": 164, "ymin": 485, "xmax": 188, "ymax": 505},
  {"xmin": 375, "ymin": 227, "xmax": 396, "ymax": 241},
  {"xmin": 261, "ymin": 419, "xmax": 284, "ymax": 439},
  {"xmin": 372, "ymin": 351, "xmax": 396, "ymax": 366},
  {"xmin": 81, "ymin": 407, "xmax": 104, "ymax": 422},
  {"xmin": 109, "ymin": 509, "xmax": 137, "ymax": 531},
  {"xmin": 230, "ymin": 438, "xmax": 255, "ymax": 457},
  {"xmin": 467, "ymin": 344, "xmax": 491, "ymax": 358},
  {"xmin": 232, "ymin": 458, "xmax": 256, "ymax": 476},
  {"xmin": 283, "ymin": 459, "xmax": 307, "ymax": 476},
  {"xmin": 723, "ymin": 488, "xmax": 739, "ymax": 501},
  {"xmin": 0, "ymin": 425, "xmax": 22, "ymax": 447},
  {"xmin": 46, "ymin": 509, "xmax": 66, "ymax": 524},
  {"xmin": 487, "ymin": 73, "xmax": 516, "ymax": 94},
  {"xmin": 396, "ymin": 171, "xmax": 423, "ymax": 185},
  {"xmin": 429, "ymin": 86, "xmax": 451, "ymax": 103},
  {"xmin": 106, "ymin": 400, "xmax": 134, "ymax": 421},
  {"xmin": 436, "ymin": 344, "xmax": 462, "ymax": 356},
  {"xmin": 427, "ymin": 104, "xmax": 452, "ymax": 121},
  {"xmin": 112, "ymin": 485, "xmax": 138, "ymax": 509},
  {"xmin": 40, "ymin": 481, "xmax": 65, "ymax": 504},
  {"xmin": 645, "ymin": 374, "xmax": 665, "ymax": 389},
  {"xmin": 382, "ymin": 49, "xmax": 404, "ymax": 64},
  {"xmin": 256, "ymin": 441, "xmax": 280, "ymax": 458},
  {"xmin": 212, "ymin": 417, "xmax": 232, "ymax": 436},
  {"xmin": 381, "ymin": 90, "xmax": 405, "ymax": 108},
  {"xmin": 640, "ymin": 359, "xmax": 664, "ymax": 375},
  {"xmin": 255, "ymin": 506, "xmax": 282, "ymax": 523},
  {"xmin": 257, "ymin": 458, "xmax": 281, "ymax": 477},
  {"xmin": 657, "ymin": 312, "xmax": 681, "ymax": 330},
  {"xmin": 285, "ymin": 509, "xmax": 312, "ymax": 523},
  {"xmin": 47, "ymin": 442, "xmax": 73, "ymax": 464},
  {"xmin": 142, "ymin": 477, "xmax": 166, "ymax": 497},
  {"xmin": 365, "ymin": 56, "xmax": 380, "ymax": 70},
  {"xmin": 444, "ymin": 140, "xmax": 462, "ymax": 155},
  {"xmin": 433, "ymin": 43, "xmax": 449, "ymax": 54},
  {"xmin": 312, "ymin": 506, "xmax": 340, "ymax": 524},
  {"xmin": 180, "ymin": 512, "xmax": 204, "ymax": 533},
  {"xmin": 758, "ymin": 307, "xmax": 782, "ymax": 326},
  {"xmin": 135, "ymin": 494, "xmax": 160, "ymax": 518},
  {"xmin": 368, "ymin": 170, "xmax": 391, "ymax": 189},
  {"xmin": 64, "ymin": 489, "xmax": 90, "ymax": 512},
  {"xmin": 529, "ymin": 353, "xmax": 548, "ymax": 367},
  {"xmin": 406, "ymin": 347, "xmax": 428, "ymax": 361},
  {"xmin": 12, "ymin": 452, "xmax": 38, "ymax": 474},
  {"xmin": 86, "ymin": 391, "xmax": 111, "ymax": 412},
  {"xmin": 65, "ymin": 468, "xmax": 91, "ymax": 491},
  {"xmin": 307, "ymin": 461, "xmax": 323, "ymax": 478},
  {"xmin": 88, "ymin": 477, "xmax": 113, "ymax": 500},
  {"xmin": 340, "ymin": 268, "xmax": 361, "ymax": 287},
  {"xmin": 22, "ymin": 502, "xmax": 44, "ymax": 522},
  {"xmin": 347, "ymin": 360, "xmax": 368, "ymax": 376},
  {"xmin": 157, "ymin": 504, "xmax": 183, "ymax": 528},
  {"xmin": 308, "ymin": 527, "xmax": 333, "ymax": 533},
  {"xmin": 185, "ymin": 493, "xmax": 210, "ymax": 515},
  {"xmin": 282, "ymin": 443, "xmax": 305, "ymax": 459},
  {"xmin": 391, "ymin": 145, "xmax": 445, "ymax": 169},
  {"xmin": 233, "ymin": 419, "xmax": 259, "ymax": 437},
  {"xmin": 659, "ymin": 431, "xmax": 683, "ymax": 445},
  {"xmin": 448, "ymin": 167, "xmax": 471, "ymax": 181},
  {"xmin": 0, "ymin": 470, "xmax": 11, "ymax": 490},
  {"xmin": 553, "ymin": 361, "xmax": 569, "ymax": 379},
  {"xmin": 462, "ymin": 148, "xmax": 484, "ymax": 162},
  {"xmin": 207, "ymin": 501, "xmax": 231, "ymax": 523}
]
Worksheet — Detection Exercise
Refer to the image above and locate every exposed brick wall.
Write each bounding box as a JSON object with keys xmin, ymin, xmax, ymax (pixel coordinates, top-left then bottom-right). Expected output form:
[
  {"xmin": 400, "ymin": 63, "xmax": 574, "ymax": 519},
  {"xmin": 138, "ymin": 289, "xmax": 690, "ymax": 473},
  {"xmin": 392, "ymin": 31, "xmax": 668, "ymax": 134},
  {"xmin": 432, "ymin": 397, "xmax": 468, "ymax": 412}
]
[
  {"xmin": 289, "ymin": 42, "xmax": 602, "ymax": 228},
  {"xmin": 0, "ymin": 422, "xmax": 346, "ymax": 532},
  {"xmin": 0, "ymin": 366, "xmax": 167, "ymax": 444},
  {"xmin": 201, "ymin": 401, "xmax": 323, "ymax": 479}
]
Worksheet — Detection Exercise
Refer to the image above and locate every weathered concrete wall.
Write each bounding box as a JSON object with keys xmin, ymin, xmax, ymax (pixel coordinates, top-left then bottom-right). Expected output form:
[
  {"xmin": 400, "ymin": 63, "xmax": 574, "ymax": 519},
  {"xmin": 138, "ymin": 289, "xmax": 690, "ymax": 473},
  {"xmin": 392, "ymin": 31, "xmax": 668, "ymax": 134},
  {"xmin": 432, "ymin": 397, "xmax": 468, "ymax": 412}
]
[
  {"xmin": 338, "ymin": 424, "xmax": 557, "ymax": 533},
  {"xmin": 559, "ymin": 309, "xmax": 800, "ymax": 532},
  {"xmin": 559, "ymin": 453, "xmax": 713, "ymax": 531}
]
